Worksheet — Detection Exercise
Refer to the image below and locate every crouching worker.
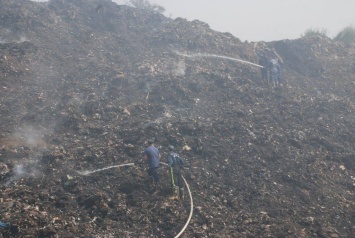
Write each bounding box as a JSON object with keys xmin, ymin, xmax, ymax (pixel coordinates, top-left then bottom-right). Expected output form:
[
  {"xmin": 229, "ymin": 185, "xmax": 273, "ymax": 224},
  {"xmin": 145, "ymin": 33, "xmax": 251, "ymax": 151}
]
[{"xmin": 167, "ymin": 145, "xmax": 185, "ymax": 200}]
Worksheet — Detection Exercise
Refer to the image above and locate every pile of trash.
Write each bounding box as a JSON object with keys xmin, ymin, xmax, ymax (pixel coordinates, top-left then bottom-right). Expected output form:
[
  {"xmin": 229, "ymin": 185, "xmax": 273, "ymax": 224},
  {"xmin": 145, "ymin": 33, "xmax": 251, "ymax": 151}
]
[{"xmin": 0, "ymin": 0, "xmax": 354, "ymax": 237}]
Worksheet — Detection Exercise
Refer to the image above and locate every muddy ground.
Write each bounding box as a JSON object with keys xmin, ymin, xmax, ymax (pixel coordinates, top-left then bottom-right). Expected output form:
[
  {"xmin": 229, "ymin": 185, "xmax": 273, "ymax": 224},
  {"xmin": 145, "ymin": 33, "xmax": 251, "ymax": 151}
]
[{"xmin": 0, "ymin": 0, "xmax": 354, "ymax": 237}]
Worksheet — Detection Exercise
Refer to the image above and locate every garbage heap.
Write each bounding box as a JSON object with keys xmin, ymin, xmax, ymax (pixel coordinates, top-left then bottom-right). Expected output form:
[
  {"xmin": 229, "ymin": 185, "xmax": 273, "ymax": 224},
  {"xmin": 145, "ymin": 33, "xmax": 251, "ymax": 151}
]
[{"xmin": 0, "ymin": 0, "xmax": 354, "ymax": 237}]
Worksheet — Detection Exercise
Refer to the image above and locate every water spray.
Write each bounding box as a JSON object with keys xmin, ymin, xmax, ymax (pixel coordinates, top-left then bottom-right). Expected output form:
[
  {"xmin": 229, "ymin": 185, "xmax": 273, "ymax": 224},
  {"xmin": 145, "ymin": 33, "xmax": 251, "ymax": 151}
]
[
  {"xmin": 175, "ymin": 51, "xmax": 263, "ymax": 68},
  {"xmin": 76, "ymin": 163, "xmax": 135, "ymax": 175}
]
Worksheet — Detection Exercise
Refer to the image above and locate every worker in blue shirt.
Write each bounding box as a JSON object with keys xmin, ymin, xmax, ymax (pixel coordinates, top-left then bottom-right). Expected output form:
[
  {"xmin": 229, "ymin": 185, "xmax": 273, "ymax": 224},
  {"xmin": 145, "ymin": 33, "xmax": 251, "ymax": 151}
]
[{"xmin": 143, "ymin": 138, "xmax": 161, "ymax": 190}]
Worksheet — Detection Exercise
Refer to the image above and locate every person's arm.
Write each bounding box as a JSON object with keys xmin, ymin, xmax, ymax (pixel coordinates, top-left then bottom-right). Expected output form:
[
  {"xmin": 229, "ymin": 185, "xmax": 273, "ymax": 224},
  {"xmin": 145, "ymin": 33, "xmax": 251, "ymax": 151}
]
[
  {"xmin": 167, "ymin": 155, "xmax": 173, "ymax": 168},
  {"xmin": 180, "ymin": 157, "xmax": 184, "ymax": 166},
  {"xmin": 143, "ymin": 149, "xmax": 148, "ymax": 162}
]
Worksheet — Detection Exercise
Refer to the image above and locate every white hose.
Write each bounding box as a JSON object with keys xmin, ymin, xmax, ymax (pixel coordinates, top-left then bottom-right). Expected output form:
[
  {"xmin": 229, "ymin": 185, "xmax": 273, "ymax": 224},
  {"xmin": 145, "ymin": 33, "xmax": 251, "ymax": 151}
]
[
  {"xmin": 174, "ymin": 175, "xmax": 194, "ymax": 238},
  {"xmin": 160, "ymin": 162, "xmax": 194, "ymax": 238},
  {"xmin": 78, "ymin": 162, "xmax": 194, "ymax": 237}
]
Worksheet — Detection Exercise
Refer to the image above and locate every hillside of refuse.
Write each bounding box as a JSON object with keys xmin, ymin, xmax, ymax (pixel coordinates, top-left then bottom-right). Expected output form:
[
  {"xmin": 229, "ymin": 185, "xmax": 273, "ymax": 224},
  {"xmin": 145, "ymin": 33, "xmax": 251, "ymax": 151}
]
[{"xmin": 0, "ymin": 0, "xmax": 354, "ymax": 237}]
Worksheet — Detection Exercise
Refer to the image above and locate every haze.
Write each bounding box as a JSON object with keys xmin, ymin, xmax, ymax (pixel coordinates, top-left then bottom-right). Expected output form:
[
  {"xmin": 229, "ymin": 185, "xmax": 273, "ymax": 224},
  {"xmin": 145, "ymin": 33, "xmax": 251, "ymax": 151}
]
[
  {"xmin": 113, "ymin": 0, "xmax": 355, "ymax": 42},
  {"xmin": 31, "ymin": 0, "xmax": 355, "ymax": 41}
]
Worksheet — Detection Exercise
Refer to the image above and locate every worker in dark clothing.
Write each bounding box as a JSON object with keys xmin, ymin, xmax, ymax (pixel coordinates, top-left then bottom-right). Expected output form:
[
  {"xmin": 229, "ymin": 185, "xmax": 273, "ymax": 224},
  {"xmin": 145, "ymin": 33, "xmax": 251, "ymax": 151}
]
[
  {"xmin": 269, "ymin": 58, "xmax": 281, "ymax": 87},
  {"xmin": 167, "ymin": 145, "xmax": 185, "ymax": 200},
  {"xmin": 258, "ymin": 52, "xmax": 269, "ymax": 81},
  {"xmin": 143, "ymin": 139, "xmax": 161, "ymax": 190}
]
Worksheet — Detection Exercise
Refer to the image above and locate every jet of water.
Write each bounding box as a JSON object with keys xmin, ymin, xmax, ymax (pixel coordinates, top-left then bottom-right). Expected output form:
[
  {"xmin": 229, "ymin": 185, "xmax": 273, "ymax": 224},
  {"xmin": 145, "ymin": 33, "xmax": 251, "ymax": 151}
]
[
  {"xmin": 77, "ymin": 163, "xmax": 135, "ymax": 176},
  {"xmin": 175, "ymin": 51, "xmax": 263, "ymax": 68}
]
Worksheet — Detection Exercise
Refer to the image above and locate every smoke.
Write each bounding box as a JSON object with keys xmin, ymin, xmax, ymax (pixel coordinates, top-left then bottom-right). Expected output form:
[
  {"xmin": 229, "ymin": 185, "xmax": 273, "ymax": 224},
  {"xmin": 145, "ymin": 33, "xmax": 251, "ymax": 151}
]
[
  {"xmin": 18, "ymin": 35, "xmax": 28, "ymax": 43},
  {"xmin": 0, "ymin": 36, "xmax": 28, "ymax": 44},
  {"xmin": 162, "ymin": 58, "xmax": 186, "ymax": 76},
  {"xmin": 172, "ymin": 59, "xmax": 186, "ymax": 76},
  {"xmin": 0, "ymin": 28, "xmax": 28, "ymax": 43},
  {"xmin": 4, "ymin": 126, "xmax": 47, "ymax": 186},
  {"xmin": 5, "ymin": 163, "xmax": 40, "ymax": 186},
  {"xmin": 12, "ymin": 125, "xmax": 45, "ymax": 147}
]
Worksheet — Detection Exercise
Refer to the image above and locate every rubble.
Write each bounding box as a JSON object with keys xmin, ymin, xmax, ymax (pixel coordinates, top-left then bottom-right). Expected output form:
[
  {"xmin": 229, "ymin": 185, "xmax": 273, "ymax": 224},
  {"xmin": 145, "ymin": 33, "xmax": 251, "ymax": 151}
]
[{"xmin": 0, "ymin": 0, "xmax": 354, "ymax": 237}]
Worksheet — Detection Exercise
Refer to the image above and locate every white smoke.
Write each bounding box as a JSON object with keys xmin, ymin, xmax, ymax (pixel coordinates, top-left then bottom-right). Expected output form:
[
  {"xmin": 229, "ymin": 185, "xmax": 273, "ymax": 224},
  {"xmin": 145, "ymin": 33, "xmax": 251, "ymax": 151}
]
[
  {"xmin": 12, "ymin": 125, "xmax": 44, "ymax": 147},
  {"xmin": 17, "ymin": 35, "xmax": 28, "ymax": 43},
  {"xmin": 0, "ymin": 35, "xmax": 28, "ymax": 44},
  {"xmin": 172, "ymin": 59, "xmax": 186, "ymax": 76},
  {"xmin": 163, "ymin": 59, "xmax": 186, "ymax": 76},
  {"xmin": 5, "ymin": 163, "xmax": 40, "ymax": 186},
  {"xmin": 4, "ymin": 126, "xmax": 47, "ymax": 186},
  {"xmin": 0, "ymin": 29, "xmax": 28, "ymax": 43}
]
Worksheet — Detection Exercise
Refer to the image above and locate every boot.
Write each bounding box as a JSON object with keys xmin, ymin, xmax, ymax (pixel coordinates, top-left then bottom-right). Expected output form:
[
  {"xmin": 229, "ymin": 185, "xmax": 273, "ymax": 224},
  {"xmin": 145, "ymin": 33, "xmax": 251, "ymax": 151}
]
[{"xmin": 169, "ymin": 186, "xmax": 179, "ymax": 200}]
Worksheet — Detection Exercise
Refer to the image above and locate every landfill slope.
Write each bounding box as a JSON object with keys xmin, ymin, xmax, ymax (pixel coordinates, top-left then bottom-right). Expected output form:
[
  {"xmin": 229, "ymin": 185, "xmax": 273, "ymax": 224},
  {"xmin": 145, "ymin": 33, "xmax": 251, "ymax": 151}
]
[{"xmin": 0, "ymin": 0, "xmax": 354, "ymax": 237}]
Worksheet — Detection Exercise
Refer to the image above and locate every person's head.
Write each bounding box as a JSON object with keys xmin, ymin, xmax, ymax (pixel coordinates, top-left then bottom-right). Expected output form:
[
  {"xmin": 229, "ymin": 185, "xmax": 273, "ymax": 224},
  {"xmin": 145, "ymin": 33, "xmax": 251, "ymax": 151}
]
[
  {"xmin": 168, "ymin": 145, "xmax": 174, "ymax": 151},
  {"xmin": 147, "ymin": 138, "xmax": 154, "ymax": 145}
]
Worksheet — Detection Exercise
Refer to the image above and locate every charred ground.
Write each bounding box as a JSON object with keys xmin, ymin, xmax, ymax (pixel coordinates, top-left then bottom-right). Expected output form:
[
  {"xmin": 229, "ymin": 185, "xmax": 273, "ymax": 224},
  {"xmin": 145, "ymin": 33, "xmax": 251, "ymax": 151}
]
[{"xmin": 0, "ymin": 0, "xmax": 354, "ymax": 237}]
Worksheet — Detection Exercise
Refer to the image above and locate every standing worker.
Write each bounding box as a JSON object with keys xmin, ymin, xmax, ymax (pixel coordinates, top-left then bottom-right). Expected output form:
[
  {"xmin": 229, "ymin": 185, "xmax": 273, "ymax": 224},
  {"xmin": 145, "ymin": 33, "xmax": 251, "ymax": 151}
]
[
  {"xmin": 269, "ymin": 58, "xmax": 281, "ymax": 87},
  {"xmin": 167, "ymin": 145, "xmax": 185, "ymax": 200},
  {"xmin": 143, "ymin": 138, "xmax": 161, "ymax": 192}
]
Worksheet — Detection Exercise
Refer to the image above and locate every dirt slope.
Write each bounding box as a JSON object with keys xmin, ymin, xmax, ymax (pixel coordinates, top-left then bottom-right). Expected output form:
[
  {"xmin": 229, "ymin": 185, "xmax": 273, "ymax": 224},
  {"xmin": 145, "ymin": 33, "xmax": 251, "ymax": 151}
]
[{"xmin": 0, "ymin": 0, "xmax": 354, "ymax": 237}]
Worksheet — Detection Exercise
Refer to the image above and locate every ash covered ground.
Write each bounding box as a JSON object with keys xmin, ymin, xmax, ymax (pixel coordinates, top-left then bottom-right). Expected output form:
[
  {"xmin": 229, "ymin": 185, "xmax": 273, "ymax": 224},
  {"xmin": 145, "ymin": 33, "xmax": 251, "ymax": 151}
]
[{"xmin": 0, "ymin": 0, "xmax": 354, "ymax": 237}]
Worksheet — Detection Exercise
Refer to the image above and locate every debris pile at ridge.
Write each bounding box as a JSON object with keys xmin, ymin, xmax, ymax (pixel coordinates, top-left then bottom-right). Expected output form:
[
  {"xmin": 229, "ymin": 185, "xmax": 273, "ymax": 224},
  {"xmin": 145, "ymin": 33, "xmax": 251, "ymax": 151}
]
[{"xmin": 0, "ymin": 0, "xmax": 354, "ymax": 237}]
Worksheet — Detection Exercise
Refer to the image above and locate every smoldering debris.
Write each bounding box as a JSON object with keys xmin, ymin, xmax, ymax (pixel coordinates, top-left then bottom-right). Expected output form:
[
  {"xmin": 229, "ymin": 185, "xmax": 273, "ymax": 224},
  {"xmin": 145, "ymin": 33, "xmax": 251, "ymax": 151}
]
[
  {"xmin": 5, "ymin": 164, "xmax": 40, "ymax": 186},
  {"xmin": 0, "ymin": 0, "xmax": 354, "ymax": 237},
  {"xmin": 11, "ymin": 126, "xmax": 46, "ymax": 148}
]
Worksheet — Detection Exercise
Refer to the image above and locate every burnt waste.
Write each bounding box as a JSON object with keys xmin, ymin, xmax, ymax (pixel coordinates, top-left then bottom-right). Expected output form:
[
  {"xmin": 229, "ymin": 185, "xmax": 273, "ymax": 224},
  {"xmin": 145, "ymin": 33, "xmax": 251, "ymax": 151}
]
[{"xmin": 0, "ymin": 0, "xmax": 354, "ymax": 237}]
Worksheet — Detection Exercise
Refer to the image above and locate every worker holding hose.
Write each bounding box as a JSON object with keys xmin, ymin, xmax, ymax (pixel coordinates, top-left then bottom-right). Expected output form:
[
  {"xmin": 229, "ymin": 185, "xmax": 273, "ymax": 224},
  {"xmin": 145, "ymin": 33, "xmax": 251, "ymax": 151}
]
[
  {"xmin": 143, "ymin": 138, "xmax": 161, "ymax": 193},
  {"xmin": 269, "ymin": 58, "xmax": 281, "ymax": 87},
  {"xmin": 167, "ymin": 145, "xmax": 185, "ymax": 200}
]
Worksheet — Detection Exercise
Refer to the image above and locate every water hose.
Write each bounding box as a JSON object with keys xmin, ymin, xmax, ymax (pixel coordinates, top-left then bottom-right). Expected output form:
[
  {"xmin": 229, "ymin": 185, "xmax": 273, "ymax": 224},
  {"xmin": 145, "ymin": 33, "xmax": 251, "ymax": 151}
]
[
  {"xmin": 174, "ymin": 175, "xmax": 193, "ymax": 238},
  {"xmin": 161, "ymin": 162, "xmax": 194, "ymax": 238},
  {"xmin": 78, "ymin": 162, "xmax": 194, "ymax": 238}
]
